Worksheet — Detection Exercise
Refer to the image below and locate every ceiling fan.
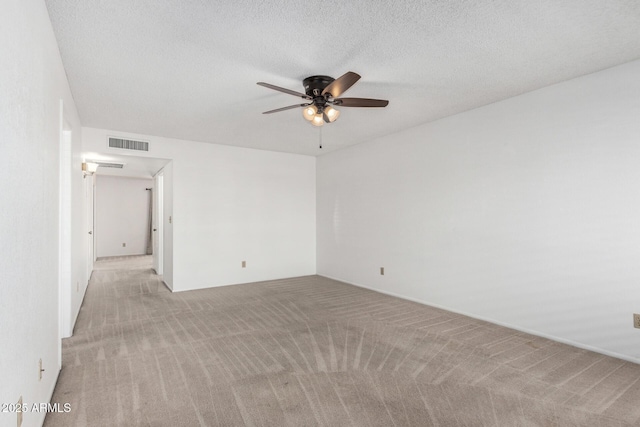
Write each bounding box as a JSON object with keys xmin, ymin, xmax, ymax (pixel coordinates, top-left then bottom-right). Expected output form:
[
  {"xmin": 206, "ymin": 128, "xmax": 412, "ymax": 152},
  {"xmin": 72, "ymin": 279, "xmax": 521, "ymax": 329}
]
[{"xmin": 257, "ymin": 72, "xmax": 389, "ymax": 127}]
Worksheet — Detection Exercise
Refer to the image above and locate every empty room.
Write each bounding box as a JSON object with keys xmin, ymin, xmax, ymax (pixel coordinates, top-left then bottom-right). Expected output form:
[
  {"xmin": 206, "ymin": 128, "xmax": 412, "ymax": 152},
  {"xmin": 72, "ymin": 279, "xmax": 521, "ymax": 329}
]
[{"xmin": 2, "ymin": 1, "xmax": 640, "ymax": 426}]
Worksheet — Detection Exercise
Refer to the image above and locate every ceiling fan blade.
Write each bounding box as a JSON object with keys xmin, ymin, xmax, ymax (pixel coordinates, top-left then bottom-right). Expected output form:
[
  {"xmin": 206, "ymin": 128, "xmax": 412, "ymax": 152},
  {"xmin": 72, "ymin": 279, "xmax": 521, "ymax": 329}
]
[
  {"xmin": 321, "ymin": 71, "xmax": 361, "ymax": 98},
  {"xmin": 333, "ymin": 97, "xmax": 389, "ymax": 107},
  {"xmin": 257, "ymin": 82, "xmax": 311, "ymax": 99},
  {"xmin": 262, "ymin": 103, "xmax": 310, "ymax": 114}
]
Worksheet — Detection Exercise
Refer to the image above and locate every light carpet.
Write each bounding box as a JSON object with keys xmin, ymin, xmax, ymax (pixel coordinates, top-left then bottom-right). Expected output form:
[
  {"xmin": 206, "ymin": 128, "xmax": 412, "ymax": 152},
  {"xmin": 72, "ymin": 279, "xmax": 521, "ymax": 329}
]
[{"xmin": 45, "ymin": 256, "xmax": 640, "ymax": 426}]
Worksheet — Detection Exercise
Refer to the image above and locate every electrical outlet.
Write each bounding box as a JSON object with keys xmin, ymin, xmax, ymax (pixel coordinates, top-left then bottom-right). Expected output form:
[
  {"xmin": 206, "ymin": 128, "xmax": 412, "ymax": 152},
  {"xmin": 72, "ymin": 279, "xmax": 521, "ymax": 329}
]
[
  {"xmin": 380, "ymin": 267, "xmax": 384, "ymax": 275},
  {"xmin": 242, "ymin": 261, "xmax": 246, "ymax": 268},
  {"xmin": 17, "ymin": 396, "xmax": 23, "ymax": 427},
  {"xmin": 634, "ymin": 313, "xmax": 640, "ymax": 329},
  {"xmin": 76, "ymin": 281, "xmax": 79, "ymax": 292},
  {"xmin": 39, "ymin": 358, "xmax": 44, "ymax": 380}
]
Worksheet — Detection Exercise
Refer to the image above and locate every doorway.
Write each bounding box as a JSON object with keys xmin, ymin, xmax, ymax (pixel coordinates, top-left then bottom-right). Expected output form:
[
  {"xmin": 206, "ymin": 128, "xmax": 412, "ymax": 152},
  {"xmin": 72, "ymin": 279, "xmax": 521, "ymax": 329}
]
[{"xmin": 80, "ymin": 153, "xmax": 172, "ymax": 288}]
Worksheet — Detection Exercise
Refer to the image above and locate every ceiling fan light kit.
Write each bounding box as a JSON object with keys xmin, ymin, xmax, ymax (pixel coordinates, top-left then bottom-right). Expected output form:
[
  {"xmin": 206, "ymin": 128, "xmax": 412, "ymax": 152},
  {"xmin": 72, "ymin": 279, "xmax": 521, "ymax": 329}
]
[
  {"xmin": 302, "ymin": 104, "xmax": 317, "ymax": 121},
  {"xmin": 324, "ymin": 106, "xmax": 340, "ymax": 123},
  {"xmin": 311, "ymin": 113, "xmax": 325, "ymax": 127},
  {"xmin": 257, "ymin": 71, "xmax": 388, "ymax": 127}
]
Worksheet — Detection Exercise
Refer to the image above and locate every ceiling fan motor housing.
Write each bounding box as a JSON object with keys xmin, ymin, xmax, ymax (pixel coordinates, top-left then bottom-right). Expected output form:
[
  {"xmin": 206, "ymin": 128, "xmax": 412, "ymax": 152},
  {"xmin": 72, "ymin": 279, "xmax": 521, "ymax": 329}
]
[{"xmin": 303, "ymin": 75, "xmax": 334, "ymax": 98}]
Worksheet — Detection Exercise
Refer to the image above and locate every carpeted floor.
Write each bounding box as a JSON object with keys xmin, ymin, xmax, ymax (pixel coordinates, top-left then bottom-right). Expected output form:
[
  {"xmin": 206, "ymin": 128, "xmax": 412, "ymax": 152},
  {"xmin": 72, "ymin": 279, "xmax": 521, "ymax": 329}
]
[{"xmin": 45, "ymin": 256, "xmax": 640, "ymax": 426}]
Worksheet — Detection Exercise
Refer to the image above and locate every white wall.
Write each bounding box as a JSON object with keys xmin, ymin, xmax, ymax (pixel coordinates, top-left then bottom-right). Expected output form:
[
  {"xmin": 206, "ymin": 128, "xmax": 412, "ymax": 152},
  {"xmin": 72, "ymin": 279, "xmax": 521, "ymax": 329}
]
[
  {"xmin": 95, "ymin": 176, "xmax": 153, "ymax": 257},
  {"xmin": 83, "ymin": 129, "xmax": 316, "ymax": 291},
  {"xmin": 161, "ymin": 162, "xmax": 174, "ymax": 289},
  {"xmin": 317, "ymin": 60, "xmax": 640, "ymax": 363},
  {"xmin": 0, "ymin": 1, "xmax": 84, "ymax": 426}
]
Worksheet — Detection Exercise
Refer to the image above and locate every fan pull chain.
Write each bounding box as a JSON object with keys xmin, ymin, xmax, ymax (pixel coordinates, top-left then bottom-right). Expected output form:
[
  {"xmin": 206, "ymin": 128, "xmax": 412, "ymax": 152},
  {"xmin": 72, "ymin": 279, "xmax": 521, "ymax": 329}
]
[{"xmin": 319, "ymin": 127, "xmax": 322, "ymax": 149}]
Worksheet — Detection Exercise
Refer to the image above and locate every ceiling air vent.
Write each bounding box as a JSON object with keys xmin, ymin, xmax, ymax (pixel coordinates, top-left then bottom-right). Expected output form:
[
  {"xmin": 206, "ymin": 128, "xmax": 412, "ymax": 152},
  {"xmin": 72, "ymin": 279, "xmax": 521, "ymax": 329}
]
[{"xmin": 108, "ymin": 137, "xmax": 149, "ymax": 152}]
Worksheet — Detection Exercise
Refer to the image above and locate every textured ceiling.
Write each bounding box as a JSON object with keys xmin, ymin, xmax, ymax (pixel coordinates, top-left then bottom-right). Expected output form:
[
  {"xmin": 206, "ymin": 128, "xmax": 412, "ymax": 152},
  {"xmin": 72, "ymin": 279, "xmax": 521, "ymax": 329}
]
[{"xmin": 46, "ymin": 0, "xmax": 640, "ymax": 156}]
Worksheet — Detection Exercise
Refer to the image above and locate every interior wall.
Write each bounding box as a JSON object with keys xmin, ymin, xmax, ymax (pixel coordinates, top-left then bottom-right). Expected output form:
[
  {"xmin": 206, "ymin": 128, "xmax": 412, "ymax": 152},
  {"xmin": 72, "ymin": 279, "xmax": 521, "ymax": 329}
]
[
  {"xmin": 0, "ymin": 1, "xmax": 83, "ymax": 426},
  {"xmin": 95, "ymin": 175, "xmax": 153, "ymax": 257},
  {"xmin": 82, "ymin": 129, "xmax": 316, "ymax": 292},
  {"xmin": 161, "ymin": 163, "xmax": 174, "ymax": 289},
  {"xmin": 317, "ymin": 59, "xmax": 640, "ymax": 363}
]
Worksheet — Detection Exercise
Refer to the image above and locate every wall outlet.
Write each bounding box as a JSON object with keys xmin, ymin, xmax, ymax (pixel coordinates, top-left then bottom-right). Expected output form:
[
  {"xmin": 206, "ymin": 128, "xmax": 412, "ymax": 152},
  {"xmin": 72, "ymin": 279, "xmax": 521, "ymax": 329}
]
[
  {"xmin": 76, "ymin": 281, "xmax": 79, "ymax": 292},
  {"xmin": 39, "ymin": 358, "xmax": 44, "ymax": 380},
  {"xmin": 122, "ymin": 243, "xmax": 126, "ymax": 247},
  {"xmin": 634, "ymin": 313, "xmax": 640, "ymax": 329},
  {"xmin": 380, "ymin": 267, "xmax": 384, "ymax": 275},
  {"xmin": 242, "ymin": 261, "xmax": 246, "ymax": 268},
  {"xmin": 17, "ymin": 396, "xmax": 23, "ymax": 427}
]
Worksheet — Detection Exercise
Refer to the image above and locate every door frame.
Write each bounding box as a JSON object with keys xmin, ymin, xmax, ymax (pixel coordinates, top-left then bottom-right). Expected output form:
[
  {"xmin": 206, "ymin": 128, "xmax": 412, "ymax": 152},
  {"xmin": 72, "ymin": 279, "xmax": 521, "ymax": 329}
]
[
  {"xmin": 153, "ymin": 172, "xmax": 164, "ymax": 275},
  {"xmin": 58, "ymin": 100, "xmax": 72, "ymax": 365},
  {"xmin": 86, "ymin": 173, "xmax": 95, "ymax": 280}
]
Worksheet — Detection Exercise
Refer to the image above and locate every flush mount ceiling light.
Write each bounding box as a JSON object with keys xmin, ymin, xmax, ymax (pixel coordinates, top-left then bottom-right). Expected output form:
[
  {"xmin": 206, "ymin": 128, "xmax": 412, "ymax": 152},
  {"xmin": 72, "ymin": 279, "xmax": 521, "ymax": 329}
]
[{"xmin": 257, "ymin": 71, "xmax": 388, "ymax": 127}]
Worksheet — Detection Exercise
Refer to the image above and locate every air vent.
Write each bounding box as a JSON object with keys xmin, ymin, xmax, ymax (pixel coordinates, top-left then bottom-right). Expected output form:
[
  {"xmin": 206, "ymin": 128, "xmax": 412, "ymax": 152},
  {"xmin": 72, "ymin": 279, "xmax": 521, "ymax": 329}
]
[{"xmin": 108, "ymin": 137, "xmax": 149, "ymax": 152}]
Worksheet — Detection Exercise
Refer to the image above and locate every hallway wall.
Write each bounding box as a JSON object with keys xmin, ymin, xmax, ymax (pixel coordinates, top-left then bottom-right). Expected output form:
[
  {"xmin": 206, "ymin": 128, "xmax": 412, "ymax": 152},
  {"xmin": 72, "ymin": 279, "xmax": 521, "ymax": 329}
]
[
  {"xmin": 0, "ymin": 1, "xmax": 84, "ymax": 426},
  {"xmin": 95, "ymin": 176, "xmax": 153, "ymax": 257}
]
